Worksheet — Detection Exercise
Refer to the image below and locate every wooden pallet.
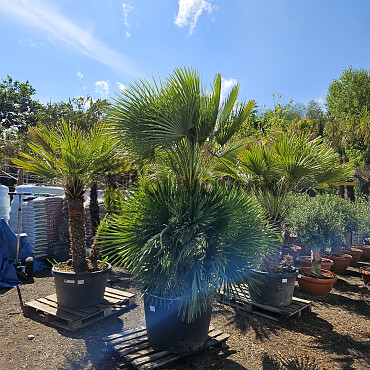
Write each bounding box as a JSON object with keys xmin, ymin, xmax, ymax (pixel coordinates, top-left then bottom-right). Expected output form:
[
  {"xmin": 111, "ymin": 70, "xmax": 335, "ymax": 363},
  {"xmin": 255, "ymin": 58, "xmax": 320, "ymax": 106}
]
[
  {"xmin": 23, "ymin": 287, "xmax": 136, "ymax": 331},
  {"xmin": 218, "ymin": 288, "xmax": 311, "ymax": 322},
  {"xmin": 105, "ymin": 326, "xmax": 229, "ymax": 369}
]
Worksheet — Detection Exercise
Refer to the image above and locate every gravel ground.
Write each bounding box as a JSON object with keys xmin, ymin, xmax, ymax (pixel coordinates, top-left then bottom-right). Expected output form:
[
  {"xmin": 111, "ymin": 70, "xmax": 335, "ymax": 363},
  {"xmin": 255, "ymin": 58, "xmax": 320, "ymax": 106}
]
[{"xmin": 0, "ymin": 265, "xmax": 369, "ymax": 370}]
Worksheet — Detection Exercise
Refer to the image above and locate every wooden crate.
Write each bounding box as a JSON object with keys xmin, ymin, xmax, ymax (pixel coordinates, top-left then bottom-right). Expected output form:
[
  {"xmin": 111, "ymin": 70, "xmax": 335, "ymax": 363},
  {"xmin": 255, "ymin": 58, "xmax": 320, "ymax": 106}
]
[
  {"xmin": 105, "ymin": 326, "xmax": 229, "ymax": 369},
  {"xmin": 23, "ymin": 287, "xmax": 136, "ymax": 331},
  {"xmin": 218, "ymin": 288, "xmax": 311, "ymax": 321}
]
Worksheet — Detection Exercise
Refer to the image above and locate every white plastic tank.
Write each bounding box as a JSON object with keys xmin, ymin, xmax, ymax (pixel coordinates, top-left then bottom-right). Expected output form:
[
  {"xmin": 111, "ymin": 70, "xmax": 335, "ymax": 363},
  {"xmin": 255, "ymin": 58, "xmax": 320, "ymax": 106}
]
[{"xmin": 0, "ymin": 185, "xmax": 10, "ymax": 222}]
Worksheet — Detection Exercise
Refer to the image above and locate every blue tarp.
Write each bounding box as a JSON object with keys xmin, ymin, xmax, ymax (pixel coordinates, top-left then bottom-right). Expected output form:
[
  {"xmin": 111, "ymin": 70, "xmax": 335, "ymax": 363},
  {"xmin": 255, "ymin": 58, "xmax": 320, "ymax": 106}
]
[{"xmin": 0, "ymin": 218, "xmax": 47, "ymax": 288}]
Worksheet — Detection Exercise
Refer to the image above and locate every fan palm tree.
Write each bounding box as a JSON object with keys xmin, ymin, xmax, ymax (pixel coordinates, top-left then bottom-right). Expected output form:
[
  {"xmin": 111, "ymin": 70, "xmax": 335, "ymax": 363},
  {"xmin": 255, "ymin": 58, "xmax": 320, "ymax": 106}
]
[
  {"xmin": 101, "ymin": 68, "xmax": 279, "ymax": 322},
  {"xmin": 217, "ymin": 133, "xmax": 354, "ymax": 223},
  {"xmin": 14, "ymin": 120, "xmax": 121, "ymax": 272},
  {"xmin": 108, "ymin": 67, "xmax": 254, "ymax": 185}
]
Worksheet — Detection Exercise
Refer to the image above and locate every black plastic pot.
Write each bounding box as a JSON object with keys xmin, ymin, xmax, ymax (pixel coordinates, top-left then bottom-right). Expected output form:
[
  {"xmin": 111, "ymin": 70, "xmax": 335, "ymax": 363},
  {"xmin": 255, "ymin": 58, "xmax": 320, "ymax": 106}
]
[
  {"xmin": 249, "ymin": 269, "xmax": 298, "ymax": 307},
  {"xmin": 52, "ymin": 263, "xmax": 111, "ymax": 309},
  {"xmin": 144, "ymin": 294, "xmax": 212, "ymax": 353}
]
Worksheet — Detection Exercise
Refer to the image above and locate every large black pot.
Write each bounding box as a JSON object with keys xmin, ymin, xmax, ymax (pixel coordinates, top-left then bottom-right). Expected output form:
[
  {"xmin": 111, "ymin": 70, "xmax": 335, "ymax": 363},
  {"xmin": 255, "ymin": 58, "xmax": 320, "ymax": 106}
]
[
  {"xmin": 144, "ymin": 294, "xmax": 212, "ymax": 353},
  {"xmin": 248, "ymin": 269, "xmax": 298, "ymax": 307},
  {"xmin": 52, "ymin": 263, "xmax": 111, "ymax": 309}
]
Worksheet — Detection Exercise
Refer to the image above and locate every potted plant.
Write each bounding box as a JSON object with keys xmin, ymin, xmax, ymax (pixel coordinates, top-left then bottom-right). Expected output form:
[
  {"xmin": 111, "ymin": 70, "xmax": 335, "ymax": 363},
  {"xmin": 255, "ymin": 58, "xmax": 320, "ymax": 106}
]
[
  {"xmin": 323, "ymin": 196, "xmax": 359, "ymax": 272},
  {"xmin": 359, "ymin": 267, "xmax": 370, "ymax": 285},
  {"xmin": 284, "ymin": 194, "xmax": 343, "ymax": 296},
  {"xmin": 100, "ymin": 68, "xmax": 279, "ymax": 353},
  {"xmin": 248, "ymin": 252, "xmax": 298, "ymax": 307},
  {"xmin": 14, "ymin": 121, "xmax": 120, "ymax": 308},
  {"xmin": 296, "ymin": 255, "xmax": 334, "ymax": 271}
]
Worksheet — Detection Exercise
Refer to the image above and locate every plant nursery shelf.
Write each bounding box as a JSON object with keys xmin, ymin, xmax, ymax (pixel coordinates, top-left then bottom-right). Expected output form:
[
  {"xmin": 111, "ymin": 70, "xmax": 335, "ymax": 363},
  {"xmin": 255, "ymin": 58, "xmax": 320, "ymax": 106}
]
[
  {"xmin": 105, "ymin": 326, "xmax": 229, "ymax": 369},
  {"xmin": 218, "ymin": 289, "xmax": 311, "ymax": 322},
  {"xmin": 22, "ymin": 287, "xmax": 136, "ymax": 331}
]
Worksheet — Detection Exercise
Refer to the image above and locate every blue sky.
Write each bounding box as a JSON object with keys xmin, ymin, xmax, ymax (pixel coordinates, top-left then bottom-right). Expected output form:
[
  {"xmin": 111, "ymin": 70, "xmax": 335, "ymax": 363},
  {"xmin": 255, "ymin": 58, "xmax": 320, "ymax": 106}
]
[{"xmin": 0, "ymin": 0, "xmax": 369, "ymax": 109}]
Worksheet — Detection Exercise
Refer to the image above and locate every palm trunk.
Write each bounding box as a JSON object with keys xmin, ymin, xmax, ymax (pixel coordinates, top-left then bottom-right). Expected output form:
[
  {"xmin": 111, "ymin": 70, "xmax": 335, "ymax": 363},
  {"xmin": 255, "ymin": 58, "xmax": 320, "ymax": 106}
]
[
  {"xmin": 67, "ymin": 196, "xmax": 88, "ymax": 272},
  {"xmin": 89, "ymin": 183, "xmax": 100, "ymax": 238},
  {"xmin": 311, "ymin": 247, "xmax": 322, "ymax": 276}
]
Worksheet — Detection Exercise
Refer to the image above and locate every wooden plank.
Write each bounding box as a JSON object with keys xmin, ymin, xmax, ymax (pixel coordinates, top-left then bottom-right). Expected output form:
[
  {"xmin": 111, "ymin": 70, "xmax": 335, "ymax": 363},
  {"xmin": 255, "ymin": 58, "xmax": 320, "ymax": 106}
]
[
  {"xmin": 45, "ymin": 294, "xmax": 99, "ymax": 315},
  {"xmin": 23, "ymin": 288, "xmax": 135, "ymax": 332},
  {"xmin": 131, "ymin": 350, "xmax": 173, "ymax": 367},
  {"xmin": 24, "ymin": 300, "xmax": 80, "ymax": 321},
  {"xmin": 292, "ymin": 297, "xmax": 312, "ymax": 304},
  {"xmin": 106, "ymin": 287, "xmax": 136, "ymax": 298},
  {"xmin": 37, "ymin": 298, "xmax": 86, "ymax": 318},
  {"xmin": 112, "ymin": 326, "xmax": 230, "ymax": 370},
  {"xmin": 208, "ymin": 329, "xmax": 222, "ymax": 338},
  {"xmin": 109, "ymin": 331, "xmax": 148, "ymax": 346},
  {"xmin": 104, "ymin": 327, "xmax": 146, "ymax": 342},
  {"xmin": 138, "ymin": 354, "xmax": 180, "ymax": 369},
  {"xmin": 252, "ymin": 311, "xmax": 280, "ymax": 322},
  {"xmin": 125, "ymin": 346, "xmax": 158, "ymax": 361},
  {"xmin": 203, "ymin": 333, "xmax": 230, "ymax": 349},
  {"xmin": 119, "ymin": 342, "xmax": 153, "ymax": 358},
  {"xmin": 114, "ymin": 335, "xmax": 149, "ymax": 351}
]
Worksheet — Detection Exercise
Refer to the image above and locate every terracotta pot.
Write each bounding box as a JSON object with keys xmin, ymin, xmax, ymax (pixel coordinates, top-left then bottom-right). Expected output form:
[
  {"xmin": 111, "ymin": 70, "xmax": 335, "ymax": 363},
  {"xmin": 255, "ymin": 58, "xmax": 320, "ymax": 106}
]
[
  {"xmin": 357, "ymin": 245, "xmax": 370, "ymax": 260},
  {"xmin": 297, "ymin": 256, "xmax": 333, "ymax": 271},
  {"xmin": 359, "ymin": 267, "xmax": 370, "ymax": 284},
  {"xmin": 282, "ymin": 246, "xmax": 301, "ymax": 260},
  {"xmin": 343, "ymin": 248, "xmax": 363, "ymax": 265},
  {"xmin": 297, "ymin": 267, "xmax": 337, "ymax": 297},
  {"xmin": 326, "ymin": 254, "xmax": 352, "ymax": 273}
]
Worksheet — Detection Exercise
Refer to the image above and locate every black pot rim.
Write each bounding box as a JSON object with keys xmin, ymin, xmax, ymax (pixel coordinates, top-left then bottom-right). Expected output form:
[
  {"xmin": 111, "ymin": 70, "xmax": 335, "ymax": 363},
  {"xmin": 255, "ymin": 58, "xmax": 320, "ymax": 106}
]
[
  {"xmin": 251, "ymin": 268, "xmax": 298, "ymax": 278},
  {"xmin": 52, "ymin": 262, "xmax": 111, "ymax": 278}
]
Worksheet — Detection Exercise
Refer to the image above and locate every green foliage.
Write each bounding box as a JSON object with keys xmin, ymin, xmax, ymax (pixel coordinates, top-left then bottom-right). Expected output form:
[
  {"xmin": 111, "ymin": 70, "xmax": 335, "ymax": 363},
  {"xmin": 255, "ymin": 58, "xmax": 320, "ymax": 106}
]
[
  {"xmin": 37, "ymin": 96, "xmax": 110, "ymax": 132},
  {"xmin": 108, "ymin": 67, "xmax": 254, "ymax": 185},
  {"xmin": 326, "ymin": 66, "xmax": 370, "ymax": 118},
  {"xmin": 100, "ymin": 178, "xmax": 279, "ymax": 320},
  {"xmin": 14, "ymin": 120, "xmax": 120, "ymax": 198},
  {"xmin": 355, "ymin": 198, "xmax": 370, "ymax": 239},
  {"xmin": 284, "ymin": 194, "xmax": 346, "ymax": 254},
  {"xmin": 217, "ymin": 133, "xmax": 353, "ymax": 222},
  {"xmin": 0, "ymin": 75, "xmax": 41, "ymax": 133},
  {"xmin": 102, "ymin": 68, "xmax": 279, "ymax": 320},
  {"xmin": 325, "ymin": 67, "xmax": 370, "ymax": 165}
]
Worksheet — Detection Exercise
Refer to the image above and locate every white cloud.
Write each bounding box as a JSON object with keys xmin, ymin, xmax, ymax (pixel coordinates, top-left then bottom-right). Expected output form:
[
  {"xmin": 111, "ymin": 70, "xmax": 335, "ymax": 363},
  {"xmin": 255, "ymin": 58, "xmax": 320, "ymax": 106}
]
[
  {"xmin": 95, "ymin": 81, "xmax": 109, "ymax": 97},
  {"xmin": 174, "ymin": 0, "xmax": 213, "ymax": 35},
  {"xmin": 19, "ymin": 38, "xmax": 40, "ymax": 47},
  {"xmin": 0, "ymin": 0, "xmax": 141, "ymax": 77},
  {"xmin": 125, "ymin": 31, "xmax": 131, "ymax": 38},
  {"xmin": 116, "ymin": 82, "xmax": 127, "ymax": 92},
  {"xmin": 77, "ymin": 71, "xmax": 83, "ymax": 79},
  {"xmin": 122, "ymin": 3, "xmax": 133, "ymax": 28},
  {"xmin": 315, "ymin": 97, "xmax": 325, "ymax": 105},
  {"xmin": 220, "ymin": 78, "xmax": 238, "ymax": 102}
]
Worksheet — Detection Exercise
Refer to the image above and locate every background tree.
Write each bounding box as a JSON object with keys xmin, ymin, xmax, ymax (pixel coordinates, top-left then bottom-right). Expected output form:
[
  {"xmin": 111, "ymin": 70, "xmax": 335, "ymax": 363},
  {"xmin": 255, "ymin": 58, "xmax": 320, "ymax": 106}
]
[
  {"xmin": 325, "ymin": 66, "xmax": 370, "ymax": 196},
  {"xmin": 0, "ymin": 76, "xmax": 41, "ymax": 186},
  {"xmin": 0, "ymin": 75, "xmax": 41, "ymax": 133}
]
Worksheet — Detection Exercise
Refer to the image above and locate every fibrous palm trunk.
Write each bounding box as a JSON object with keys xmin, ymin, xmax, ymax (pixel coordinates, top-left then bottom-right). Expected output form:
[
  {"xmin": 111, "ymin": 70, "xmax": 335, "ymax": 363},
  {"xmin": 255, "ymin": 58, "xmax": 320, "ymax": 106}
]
[
  {"xmin": 89, "ymin": 183, "xmax": 100, "ymax": 238},
  {"xmin": 67, "ymin": 196, "xmax": 88, "ymax": 272}
]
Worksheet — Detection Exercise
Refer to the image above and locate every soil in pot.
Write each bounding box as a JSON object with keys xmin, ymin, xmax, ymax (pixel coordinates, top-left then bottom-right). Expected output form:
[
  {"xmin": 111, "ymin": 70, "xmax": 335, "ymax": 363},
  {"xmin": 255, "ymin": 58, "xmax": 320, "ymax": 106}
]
[
  {"xmin": 359, "ymin": 267, "xmax": 370, "ymax": 284},
  {"xmin": 326, "ymin": 254, "xmax": 352, "ymax": 273},
  {"xmin": 144, "ymin": 295, "xmax": 212, "ymax": 353},
  {"xmin": 297, "ymin": 267, "xmax": 337, "ymax": 297},
  {"xmin": 344, "ymin": 248, "xmax": 363, "ymax": 265},
  {"xmin": 248, "ymin": 269, "xmax": 298, "ymax": 307},
  {"xmin": 52, "ymin": 262, "xmax": 111, "ymax": 309},
  {"xmin": 297, "ymin": 256, "xmax": 333, "ymax": 271}
]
